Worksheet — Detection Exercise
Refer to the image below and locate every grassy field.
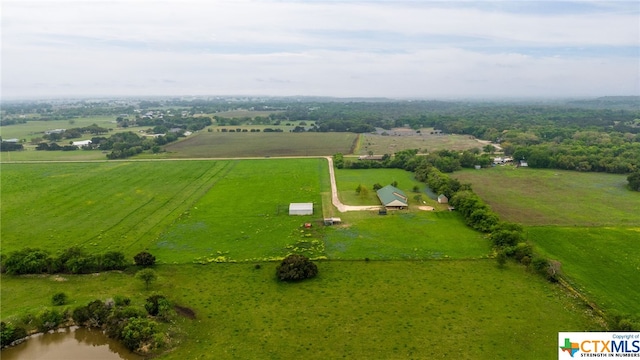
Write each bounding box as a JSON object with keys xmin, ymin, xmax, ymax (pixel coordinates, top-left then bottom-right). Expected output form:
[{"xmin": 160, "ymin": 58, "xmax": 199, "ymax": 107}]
[
  {"xmin": 528, "ymin": 226, "xmax": 640, "ymax": 317},
  {"xmin": 0, "ymin": 161, "xmax": 232, "ymax": 257},
  {"xmin": 0, "ymin": 261, "xmax": 603, "ymax": 359},
  {"xmin": 452, "ymin": 167, "xmax": 640, "ymax": 227},
  {"xmin": 162, "ymin": 132, "xmax": 357, "ymax": 158},
  {"xmin": 356, "ymin": 130, "xmax": 483, "ymax": 155},
  {"xmin": 151, "ymin": 159, "xmax": 327, "ymax": 263},
  {"xmin": 450, "ymin": 166, "xmax": 640, "ymax": 320}
]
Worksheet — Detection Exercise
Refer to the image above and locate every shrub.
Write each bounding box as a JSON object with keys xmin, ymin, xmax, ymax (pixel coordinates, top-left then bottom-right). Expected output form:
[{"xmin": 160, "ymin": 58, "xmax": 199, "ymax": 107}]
[
  {"xmin": 145, "ymin": 295, "xmax": 173, "ymax": 321},
  {"xmin": 134, "ymin": 251, "xmax": 156, "ymax": 267},
  {"xmin": 276, "ymin": 254, "xmax": 318, "ymax": 281},
  {"xmin": 52, "ymin": 292, "xmax": 68, "ymax": 306},
  {"xmin": 113, "ymin": 295, "xmax": 131, "ymax": 307},
  {"xmin": 36, "ymin": 308, "xmax": 64, "ymax": 332},
  {"xmin": 101, "ymin": 251, "xmax": 127, "ymax": 270},
  {"xmin": 1, "ymin": 322, "xmax": 27, "ymax": 347},
  {"xmin": 120, "ymin": 317, "xmax": 160, "ymax": 352},
  {"xmin": 4, "ymin": 248, "xmax": 51, "ymax": 275},
  {"xmin": 136, "ymin": 268, "xmax": 157, "ymax": 290}
]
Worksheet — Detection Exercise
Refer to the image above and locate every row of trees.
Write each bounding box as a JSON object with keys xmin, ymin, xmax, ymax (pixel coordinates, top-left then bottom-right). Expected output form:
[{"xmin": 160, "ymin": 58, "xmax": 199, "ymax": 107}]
[{"xmin": 1, "ymin": 248, "xmax": 156, "ymax": 275}]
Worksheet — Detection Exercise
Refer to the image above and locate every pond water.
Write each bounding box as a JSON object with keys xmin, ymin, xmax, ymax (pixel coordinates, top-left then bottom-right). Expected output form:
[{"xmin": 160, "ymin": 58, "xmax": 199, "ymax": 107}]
[{"xmin": 1, "ymin": 326, "xmax": 144, "ymax": 360}]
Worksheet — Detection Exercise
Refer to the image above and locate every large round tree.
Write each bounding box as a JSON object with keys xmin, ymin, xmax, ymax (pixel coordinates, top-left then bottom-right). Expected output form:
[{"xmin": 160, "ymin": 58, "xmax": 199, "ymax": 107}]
[{"xmin": 276, "ymin": 254, "xmax": 318, "ymax": 281}]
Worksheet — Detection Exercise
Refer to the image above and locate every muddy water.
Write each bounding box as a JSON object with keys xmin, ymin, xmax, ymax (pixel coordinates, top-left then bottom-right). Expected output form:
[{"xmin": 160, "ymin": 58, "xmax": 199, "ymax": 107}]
[{"xmin": 1, "ymin": 326, "xmax": 144, "ymax": 360}]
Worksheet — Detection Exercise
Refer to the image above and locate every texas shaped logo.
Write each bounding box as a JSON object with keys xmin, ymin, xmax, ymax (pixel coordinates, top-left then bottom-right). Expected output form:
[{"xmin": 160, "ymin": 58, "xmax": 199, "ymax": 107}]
[{"xmin": 560, "ymin": 338, "xmax": 580, "ymax": 357}]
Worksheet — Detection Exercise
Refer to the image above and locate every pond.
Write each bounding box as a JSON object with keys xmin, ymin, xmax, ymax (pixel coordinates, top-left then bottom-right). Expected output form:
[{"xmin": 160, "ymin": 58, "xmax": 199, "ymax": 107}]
[{"xmin": 1, "ymin": 326, "xmax": 144, "ymax": 360}]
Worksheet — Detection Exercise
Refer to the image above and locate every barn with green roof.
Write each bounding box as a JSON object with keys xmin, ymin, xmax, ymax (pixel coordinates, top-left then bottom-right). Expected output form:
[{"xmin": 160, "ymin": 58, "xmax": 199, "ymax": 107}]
[{"xmin": 376, "ymin": 185, "xmax": 408, "ymax": 209}]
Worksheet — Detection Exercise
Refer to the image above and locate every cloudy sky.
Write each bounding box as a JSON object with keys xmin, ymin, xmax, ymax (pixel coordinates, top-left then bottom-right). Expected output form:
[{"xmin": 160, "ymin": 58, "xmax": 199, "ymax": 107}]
[{"xmin": 2, "ymin": 0, "xmax": 639, "ymax": 99}]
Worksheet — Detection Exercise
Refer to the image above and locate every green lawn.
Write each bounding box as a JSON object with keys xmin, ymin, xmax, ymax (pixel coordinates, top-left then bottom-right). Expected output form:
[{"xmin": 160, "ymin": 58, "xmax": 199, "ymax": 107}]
[
  {"xmin": 452, "ymin": 167, "xmax": 640, "ymax": 227},
  {"xmin": 529, "ymin": 226, "xmax": 640, "ymax": 317},
  {"xmin": 0, "ymin": 261, "xmax": 603, "ymax": 359},
  {"xmin": 324, "ymin": 211, "xmax": 490, "ymax": 260}
]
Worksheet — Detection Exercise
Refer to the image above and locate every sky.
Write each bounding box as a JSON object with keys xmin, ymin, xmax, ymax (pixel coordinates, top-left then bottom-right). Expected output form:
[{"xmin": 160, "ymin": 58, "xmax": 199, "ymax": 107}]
[{"xmin": 1, "ymin": 0, "xmax": 639, "ymax": 99}]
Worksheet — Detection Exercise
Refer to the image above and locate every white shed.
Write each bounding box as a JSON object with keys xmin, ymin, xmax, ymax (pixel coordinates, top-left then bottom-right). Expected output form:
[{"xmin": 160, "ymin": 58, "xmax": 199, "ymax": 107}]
[{"xmin": 289, "ymin": 203, "xmax": 313, "ymax": 215}]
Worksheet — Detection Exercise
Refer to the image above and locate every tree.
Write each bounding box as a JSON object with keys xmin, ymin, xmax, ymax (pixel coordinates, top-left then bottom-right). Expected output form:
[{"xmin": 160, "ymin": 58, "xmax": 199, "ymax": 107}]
[
  {"xmin": 134, "ymin": 251, "xmax": 156, "ymax": 267},
  {"xmin": 628, "ymin": 171, "xmax": 640, "ymax": 191},
  {"xmin": 373, "ymin": 183, "xmax": 383, "ymax": 191},
  {"xmin": 136, "ymin": 268, "xmax": 157, "ymax": 290},
  {"xmin": 276, "ymin": 254, "xmax": 318, "ymax": 281}
]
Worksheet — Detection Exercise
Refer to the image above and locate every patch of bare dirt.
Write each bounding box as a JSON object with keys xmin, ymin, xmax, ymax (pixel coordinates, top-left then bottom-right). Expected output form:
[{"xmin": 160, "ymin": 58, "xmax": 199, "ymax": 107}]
[
  {"xmin": 418, "ymin": 206, "xmax": 434, "ymax": 211},
  {"xmin": 174, "ymin": 305, "xmax": 196, "ymax": 319}
]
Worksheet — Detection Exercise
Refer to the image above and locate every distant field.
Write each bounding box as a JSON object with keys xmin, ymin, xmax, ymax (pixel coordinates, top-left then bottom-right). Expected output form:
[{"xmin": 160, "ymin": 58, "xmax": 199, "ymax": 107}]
[
  {"xmin": 0, "ymin": 161, "xmax": 230, "ymax": 257},
  {"xmin": 162, "ymin": 132, "xmax": 357, "ymax": 158},
  {"xmin": 529, "ymin": 226, "xmax": 640, "ymax": 317},
  {"xmin": 357, "ymin": 130, "xmax": 483, "ymax": 155},
  {"xmin": 452, "ymin": 167, "xmax": 640, "ymax": 226},
  {"xmin": 0, "ymin": 261, "xmax": 603, "ymax": 360}
]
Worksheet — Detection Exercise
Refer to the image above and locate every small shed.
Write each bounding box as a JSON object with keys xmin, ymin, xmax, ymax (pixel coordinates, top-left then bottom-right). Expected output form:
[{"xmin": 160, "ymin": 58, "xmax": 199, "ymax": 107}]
[
  {"xmin": 324, "ymin": 217, "xmax": 342, "ymax": 225},
  {"xmin": 437, "ymin": 194, "xmax": 449, "ymax": 204},
  {"xmin": 289, "ymin": 203, "xmax": 313, "ymax": 216}
]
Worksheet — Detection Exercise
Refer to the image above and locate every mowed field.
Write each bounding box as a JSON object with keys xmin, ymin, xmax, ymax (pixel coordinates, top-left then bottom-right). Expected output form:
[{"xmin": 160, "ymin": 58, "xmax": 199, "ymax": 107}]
[
  {"xmin": 0, "ymin": 262, "xmax": 603, "ymax": 360},
  {"xmin": 451, "ymin": 166, "xmax": 640, "ymax": 318},
  {"xmin": 0, "ymin": 161, "xmax": 233, "ymax": 256},
  {"xmin": 162, "ymin": 132, "xmax": 357, "ymax": 158}
]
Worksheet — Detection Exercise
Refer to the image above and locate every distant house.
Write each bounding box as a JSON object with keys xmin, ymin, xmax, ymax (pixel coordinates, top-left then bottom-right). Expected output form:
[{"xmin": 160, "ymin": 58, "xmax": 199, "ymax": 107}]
[
  {"xmin": 289, "ymin": 203, "xmax": 313, "ymax": 216},
  {"xmin": 324, "ymin": 217, "xmax": 342, "ymax": 225},
  {"xmin": 518, "ymin": 160, "xmax": 529, "ymax": 167},
  {"xmin": 376, "ymin": 185, "xmax": 408, "ymax": 209},
  {"xmin": 45, "ymin": 129, "xmax": 66, "ymax": 135},
  {"xmin": 72, "ymin": 140, "xmax": 92, "ymax": 147},
  {"xmin": 358, "ymin": 155, "xmax": 385, "ymax": 161},
  {"xmin": 437, "ymin": 194, "xmax": 449, "ymax": 204},
  {"xmin": 2, "ymin": 138, "xmax": 19, "ymax": 143}
]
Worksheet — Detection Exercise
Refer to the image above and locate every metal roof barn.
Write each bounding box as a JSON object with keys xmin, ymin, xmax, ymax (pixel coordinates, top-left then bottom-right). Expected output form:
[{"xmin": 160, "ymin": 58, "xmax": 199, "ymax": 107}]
[{"xmin": 289, "ymin": 203, "xmax": 313, "ymax": 215}]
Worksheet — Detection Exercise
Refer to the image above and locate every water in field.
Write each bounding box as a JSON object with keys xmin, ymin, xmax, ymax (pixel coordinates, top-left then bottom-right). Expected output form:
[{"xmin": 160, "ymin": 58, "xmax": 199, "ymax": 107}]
[{"xmin": 1, "ymin": 326, "xmax": 143, "ymax": 360}]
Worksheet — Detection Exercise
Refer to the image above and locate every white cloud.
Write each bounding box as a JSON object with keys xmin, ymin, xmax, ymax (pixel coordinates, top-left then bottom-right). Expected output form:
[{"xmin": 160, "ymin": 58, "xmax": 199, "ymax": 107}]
[{"xmin": 2, "ymin": 0, "xmax": 638, "ymax": 98}]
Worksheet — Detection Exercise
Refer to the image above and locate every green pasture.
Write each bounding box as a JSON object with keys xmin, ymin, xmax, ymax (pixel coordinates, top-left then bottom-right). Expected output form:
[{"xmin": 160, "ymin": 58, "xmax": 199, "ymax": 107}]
[
  {"xmin": 163, "ymin": 132, "xmax": 357, "ymax": 158},
  {"xmin": 0, "ymin": 261, "xmax": 603, "ymax": 359},
  {"xmin": 528, "ymin": 226, "xmax": 640, "ymax": 317},
  {"xmin": 324, "ymin": 211, "xmax": 490, "ymax": 259},
  {"xmin": 151, "ymin": 158, "xmax": 327, "ymax": 263},
  {"xmin": 357, "ymin": 130, "xmax": 483, "ymax": 155},
  {"xmin": 452, "ymin": 167, "xmax": 640, "ymax": 227},
  {"xmin": 0, "ymin": 160, "xmax": 231, "ymax": 257}
]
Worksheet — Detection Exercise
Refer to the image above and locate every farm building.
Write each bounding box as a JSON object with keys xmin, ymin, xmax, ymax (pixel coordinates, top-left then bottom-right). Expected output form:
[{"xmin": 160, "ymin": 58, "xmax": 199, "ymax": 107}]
[
  {"xmin": 289, "ymin": 203, "xmax": 313, "ymax": 216},
  {"xmin": 437, "ymin": 194, "xmax": 449, "ymax": 204},
  {"xmin": 376, "ymin": 185, "xmax": 408, "ymax": 209},
  {"xmin": 72, "ymin": 140, "xmax": 92, "ymax": 147}
]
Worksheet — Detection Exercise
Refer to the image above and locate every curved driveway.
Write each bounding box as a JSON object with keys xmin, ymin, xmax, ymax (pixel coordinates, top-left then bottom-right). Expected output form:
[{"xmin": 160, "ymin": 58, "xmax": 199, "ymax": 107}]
[{"xmin": 325, "ymin": 156, "xmax": 382, "ymax": 213}]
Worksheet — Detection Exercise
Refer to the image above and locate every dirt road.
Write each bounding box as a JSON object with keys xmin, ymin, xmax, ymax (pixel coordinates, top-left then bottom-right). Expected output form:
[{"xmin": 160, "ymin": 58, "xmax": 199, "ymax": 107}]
[{"xmin": 325, "ymin": 156, "xmax": 381, "ymax": 213}]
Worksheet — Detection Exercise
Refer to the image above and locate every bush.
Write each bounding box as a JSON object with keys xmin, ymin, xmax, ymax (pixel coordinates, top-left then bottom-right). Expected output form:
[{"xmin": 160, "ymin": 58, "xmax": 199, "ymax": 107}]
[
  {"xmin": 3, "ymin": 248, "xmax": 51, "ymax": 275},
  {"xmin": 1, "ymin": 322, "xmax": 27, "ymax": 347},
  {"xmin": 276, "ymin": 254, "xmax": 318, "ymax": 281},
  {"xmin": 120, "ymin": 317, "xmax": 160, "ymax": 351},
  {"xmin": 52, "ymin": 292, "xmax": 68, "ymax": 306},
  {"xmin": 101, "ymin": 251, "xmax": 127, "ymax": 270},
  {"xmin": 134, "ymin": 251, "xmax": 156, "ymax": 267},
  {"xmin": 113, "ymin": 295, "xmax": 131, "ymax": 307},
  {"xmin": 36, "ymin": 308, "xmax": 64, "ymax": 332},
  {"xmin": 145, "ymin": 295, "xmax": 173, "ymax": 320}
]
